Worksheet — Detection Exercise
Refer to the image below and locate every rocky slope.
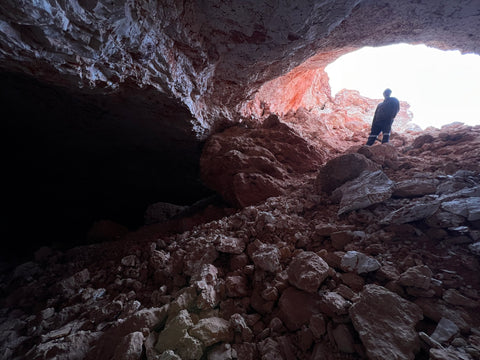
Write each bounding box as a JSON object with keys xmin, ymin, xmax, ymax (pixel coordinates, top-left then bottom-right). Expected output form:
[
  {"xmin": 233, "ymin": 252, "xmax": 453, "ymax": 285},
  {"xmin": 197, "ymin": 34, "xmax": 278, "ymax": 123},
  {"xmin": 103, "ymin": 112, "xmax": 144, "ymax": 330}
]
[{"xmin": 1, "ymin": 120, "xmax": 479, "ymax": 360}]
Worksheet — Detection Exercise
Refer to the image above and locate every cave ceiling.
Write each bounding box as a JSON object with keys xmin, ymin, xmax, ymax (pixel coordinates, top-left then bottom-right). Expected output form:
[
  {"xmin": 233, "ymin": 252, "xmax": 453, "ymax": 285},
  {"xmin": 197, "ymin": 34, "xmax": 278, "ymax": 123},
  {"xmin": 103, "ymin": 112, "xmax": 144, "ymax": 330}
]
[{"xmin": 1, "ymin": 0, "xmax": 480, "ymax": 144}]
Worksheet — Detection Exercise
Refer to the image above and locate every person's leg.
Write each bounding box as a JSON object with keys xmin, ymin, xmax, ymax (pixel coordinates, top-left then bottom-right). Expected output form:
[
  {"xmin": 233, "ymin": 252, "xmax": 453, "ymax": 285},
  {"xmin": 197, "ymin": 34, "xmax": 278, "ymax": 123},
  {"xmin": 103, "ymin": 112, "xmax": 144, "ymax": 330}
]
[
  {"xmin": 366, "ymin": 123, "xmax": 382, "ymax": 145},
  {"xmin": 381, "ymin": 119, "xmax": 394, "ymax": 144}
]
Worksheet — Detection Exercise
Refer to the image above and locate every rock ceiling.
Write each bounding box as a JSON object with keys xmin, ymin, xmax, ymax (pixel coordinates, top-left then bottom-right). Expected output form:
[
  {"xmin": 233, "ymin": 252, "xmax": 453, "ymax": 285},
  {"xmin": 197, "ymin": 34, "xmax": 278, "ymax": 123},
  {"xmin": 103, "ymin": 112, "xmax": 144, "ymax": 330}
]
[{"xmin": 1, "ymin": 0, "xmax": 480, "ymax": 138}]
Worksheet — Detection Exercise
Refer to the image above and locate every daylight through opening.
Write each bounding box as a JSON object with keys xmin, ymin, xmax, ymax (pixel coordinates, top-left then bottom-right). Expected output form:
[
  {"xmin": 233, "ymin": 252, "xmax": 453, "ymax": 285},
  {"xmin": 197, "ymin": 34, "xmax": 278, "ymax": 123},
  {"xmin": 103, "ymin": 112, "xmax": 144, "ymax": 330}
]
[{"xmin": 325, "ymin": 44, "xmax": 480, "ymax": 130}]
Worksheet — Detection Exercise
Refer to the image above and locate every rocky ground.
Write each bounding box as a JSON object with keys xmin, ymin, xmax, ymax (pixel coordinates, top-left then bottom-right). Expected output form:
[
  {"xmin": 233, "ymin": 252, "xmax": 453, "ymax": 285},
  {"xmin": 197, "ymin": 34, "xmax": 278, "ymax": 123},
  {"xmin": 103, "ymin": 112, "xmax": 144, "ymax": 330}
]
[{"xmin": 1, "ymin": 121, "xmax": 480, "ymax": 360}]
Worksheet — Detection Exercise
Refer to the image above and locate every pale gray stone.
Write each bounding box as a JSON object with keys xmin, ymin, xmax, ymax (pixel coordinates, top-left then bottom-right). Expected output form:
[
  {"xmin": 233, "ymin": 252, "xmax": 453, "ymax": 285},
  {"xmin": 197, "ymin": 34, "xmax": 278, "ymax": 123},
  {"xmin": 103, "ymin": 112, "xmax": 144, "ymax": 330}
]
[
  {"xmin": 441, "ymin": 197, "xmax": 480, "ymax": 221},
  {"xmin": 333, "ymin": 170, "xmax": 395, "ymax": 215},
  {"xmin": 430, "ymin": 317, "xmax": 459, "ymax": 343},
  {"xmin": 189, "ymin": 317, "xmax": 233, "ymax": 347},
  {"xmin": 381, "ymin": 201, "xmax": 440, "ymax": 225},
  {"xmin": 340, "ymin": 251, "xmax": 380, "ymax": 274}
]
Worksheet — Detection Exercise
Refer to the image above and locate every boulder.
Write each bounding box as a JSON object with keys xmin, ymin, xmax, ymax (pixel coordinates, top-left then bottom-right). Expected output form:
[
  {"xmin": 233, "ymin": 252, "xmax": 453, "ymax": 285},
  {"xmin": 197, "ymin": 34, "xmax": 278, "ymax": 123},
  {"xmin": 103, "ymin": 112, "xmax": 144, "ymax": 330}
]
[
  {"xmin": 430, "ymin": 318, "xmax": 459, "ymax": 343},
  {"xmin": 155, "ymin": 310, "xmax": 203, "ymax": 360},
  {"xmin": 398, "ymin": 265, "xmax": 433, "ymax": 290},
  {"xmin": 441, "ymin": 197, "xmax": 480, "ymax": 221},
  {"xmin": 277, "ymin": 287, "xmax": 322, "ymax": 331},
  {"xmin": 315, "ymin": 153, "xmax": 379, "ymax": 194},
  {"xmin": 332, "ymin": 170, "xmax": 395, "ymax": 215},
  {"xmin": 393, "ymin": 178, "xmax": 437, "ymax": 198},
  {"xmin": 340, "ymin": 251, "xmax": 381, "ymax": 274},
  {"xmin": 251, "ymin": 243, "xmax": 281, "ymax": 272},
  {"xmin": 189, "ymin": 317, "xmax": 233, "ymax": 347},
  {"xmin": 287, "ymin": 251, "xmax": 330, "ymax": 293},
  {"xmin": 200, "ymin": 121, "xmax": 324, "ymax": 208},
  {"xmin": 357, "ymin": 143, "xmax": 399, "ymax": 165},
  {"xmin": 349, "ymin": 284, "xmax": 423, "ymax": 360},
  {"xmin": 381, "ymin": 201, "xmax": 441, "ymax": 225}
]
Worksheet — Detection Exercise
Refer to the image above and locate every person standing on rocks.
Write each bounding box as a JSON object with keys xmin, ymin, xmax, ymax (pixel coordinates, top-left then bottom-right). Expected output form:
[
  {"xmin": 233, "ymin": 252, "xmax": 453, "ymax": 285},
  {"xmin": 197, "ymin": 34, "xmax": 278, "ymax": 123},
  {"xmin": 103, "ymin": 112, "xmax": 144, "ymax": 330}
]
[{"xmin": 366, "ymin": 88, "xmax": 400, "ymax": 145}]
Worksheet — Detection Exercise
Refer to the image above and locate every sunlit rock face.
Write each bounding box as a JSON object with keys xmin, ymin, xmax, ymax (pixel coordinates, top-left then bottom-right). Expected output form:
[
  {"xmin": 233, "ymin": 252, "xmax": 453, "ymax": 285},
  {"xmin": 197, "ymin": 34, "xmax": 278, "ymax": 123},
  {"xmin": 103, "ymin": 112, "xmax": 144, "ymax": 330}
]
[{"xmin": 244, "ymin": 67, "xmax": 416, "ymax": 154}]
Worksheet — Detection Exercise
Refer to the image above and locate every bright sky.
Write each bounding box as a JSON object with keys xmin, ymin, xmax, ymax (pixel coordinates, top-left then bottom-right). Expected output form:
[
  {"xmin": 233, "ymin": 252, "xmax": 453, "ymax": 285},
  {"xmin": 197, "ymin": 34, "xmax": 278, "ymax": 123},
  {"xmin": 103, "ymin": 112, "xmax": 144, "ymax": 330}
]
[{"xmin": 325, "ymin": 43, "xmax": 480, "ymax": 129}]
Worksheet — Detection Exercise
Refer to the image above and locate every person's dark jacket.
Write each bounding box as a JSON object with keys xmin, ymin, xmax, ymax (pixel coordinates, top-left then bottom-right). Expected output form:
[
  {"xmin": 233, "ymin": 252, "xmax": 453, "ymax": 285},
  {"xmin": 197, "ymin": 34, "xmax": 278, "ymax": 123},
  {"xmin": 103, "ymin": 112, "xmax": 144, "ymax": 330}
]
[{"xmin": 372, "ymin": 97, "xmax": 400, "ymax": 125}]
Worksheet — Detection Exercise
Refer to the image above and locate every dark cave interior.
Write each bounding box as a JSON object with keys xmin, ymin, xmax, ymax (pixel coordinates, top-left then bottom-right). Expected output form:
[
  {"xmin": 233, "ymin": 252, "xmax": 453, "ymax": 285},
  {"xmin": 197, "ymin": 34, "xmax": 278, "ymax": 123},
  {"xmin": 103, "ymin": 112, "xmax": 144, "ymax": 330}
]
[{"xmin": 1, "ymin": 71, "xmax": 214, "ymax": 261}]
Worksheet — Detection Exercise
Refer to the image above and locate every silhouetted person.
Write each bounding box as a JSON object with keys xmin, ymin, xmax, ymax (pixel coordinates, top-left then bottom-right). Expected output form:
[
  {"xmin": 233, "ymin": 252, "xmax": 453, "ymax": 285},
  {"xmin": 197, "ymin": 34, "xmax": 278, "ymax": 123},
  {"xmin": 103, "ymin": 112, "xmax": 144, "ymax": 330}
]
[{"xmin": 366, "ymin": 88, "xmax": 400, "ymax": 145}]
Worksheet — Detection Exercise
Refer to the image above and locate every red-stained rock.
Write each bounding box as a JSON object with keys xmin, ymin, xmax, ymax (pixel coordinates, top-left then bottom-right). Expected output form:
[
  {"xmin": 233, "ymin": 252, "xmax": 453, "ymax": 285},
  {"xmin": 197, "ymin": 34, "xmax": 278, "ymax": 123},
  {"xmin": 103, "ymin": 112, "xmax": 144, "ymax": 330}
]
[
  {"xmin": 393, "ymin": 178, "xmax": 438, "ymax": 198},
  {"xmin": 225, "ymin": 276, "xmax": 249, "ymax": 298},
  {"xmin": 350, "ymin": 284, "xmax": 423, "ymax": 360},
  {"xmin": 315, "ymin": 153, "xmax": 379, "ymax": 194},
  {"xmin": 398, "ymin": 265, "xmax": 433, "ymax": 290},
  {"xmin": 277, "ymin": 287, "xmax": 322, "ymax": 331},
  {"xmin": 189, "ymin": 317, "xmax": 234, "ymax": 347},
  {"xmin": 318, "ymin": 291, "xmax": 351, "ymax": 317},
  {"xmin": 232, "ymin": 343, "xmax": 259, "ymax": 360},
  {"xmin": 286, "ymin": 251, "xmax": 329, "ymax": 293},
  {"xmin": 200, "ymin": 117, "xmax": 327, "ymax": 207},
  {"xmin": 309, "ymin": 314, "xmax": 327, "ymax": 338},
  {"xmin": 251, "ymin": 243, "xmax": 281, "ymax": 273},
  {"xmin": 357, "ymin": 143, "xmax": 399, "ymax": 166},
  {"xmin": 215, "ymin": 235, "xmax": 246, "ymax": 254}
]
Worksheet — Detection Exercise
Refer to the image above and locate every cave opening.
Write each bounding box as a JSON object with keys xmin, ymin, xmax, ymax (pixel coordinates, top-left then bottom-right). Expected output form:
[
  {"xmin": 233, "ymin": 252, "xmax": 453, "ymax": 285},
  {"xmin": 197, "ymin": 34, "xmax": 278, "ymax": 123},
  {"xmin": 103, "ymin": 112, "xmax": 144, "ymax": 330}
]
[{"xmin": 325, "ymin": 43, "xmax": 480, "ymax": 129}]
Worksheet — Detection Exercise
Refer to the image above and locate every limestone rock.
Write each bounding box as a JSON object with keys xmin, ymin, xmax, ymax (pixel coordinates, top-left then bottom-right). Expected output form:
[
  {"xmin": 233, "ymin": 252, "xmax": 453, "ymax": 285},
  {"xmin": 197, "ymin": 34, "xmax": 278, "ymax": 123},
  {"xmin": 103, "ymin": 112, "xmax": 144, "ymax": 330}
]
[
  {"xmin": 332, "ymin": 170, "xmax": 395, "ymax": 215},
  {"xmin": 287, "ymin": 251, "xmax": 330, "ymax": 293},
  {"xmin": 414, "ymin": 298, "xmax": 472, "ymax": 332},
  {"xmin": 215, "ymin": 235, "xmax": 246, "ymax": 254},
  {"xmin": 393, "ymin": 178, "xmax": 437, "ymax": 198},
  {"xmin": 318, "ymin": 291, "xmax": 351, "ymax": 317},
  {"xmin": 398, "ymin": 265, "xmax": 433, "ymax": 290},
  {"xmin": 430, "ymin": 318, "xmax": 459, "ymax": 343},
  {"xmin": 189, "ymin": 317, "xmax": 233, "ymax": 347},
  {"xmin": 156, "ymin": 310, "xmax": 203, "ymax": 360},
  {"xmin": 340, "ymin": 251, "xmax": 381, "ymax": 274},
  {"xmin": 113, "ymin": 332, "xmax": 144, "ymax": 360},
  {"xmin": 381, "ymin": 201, "xmax": 441, "ymax": 225},
  {"xmin": 349, "ymin": 284, "xmax": 423, "ymax": 360},
  {"xmin": 441, "ymin": 197, "xmax": 480, "ymax": 221},
  {"xmin": 357, "ymin": 143, "xmax": 399, "ymax": 166},
  {"xmin": 251, "ymin": 243, "xmax": 281, "ymax": 273},
  {"xmin": 315, "ymin": 153, "xmax": 379, "ymax": 194},
  {"xmin": 442, "ymin": 289, "xmax": 479, "ymax": 308}
]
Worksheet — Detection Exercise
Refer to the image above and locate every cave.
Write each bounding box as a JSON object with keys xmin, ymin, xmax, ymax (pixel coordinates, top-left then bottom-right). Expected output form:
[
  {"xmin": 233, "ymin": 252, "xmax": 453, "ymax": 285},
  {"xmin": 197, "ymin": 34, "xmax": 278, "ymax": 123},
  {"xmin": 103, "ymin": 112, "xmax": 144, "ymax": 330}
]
[{"xmin": 1, "ymin": 1, "xmax": 480, "ymax": 359}]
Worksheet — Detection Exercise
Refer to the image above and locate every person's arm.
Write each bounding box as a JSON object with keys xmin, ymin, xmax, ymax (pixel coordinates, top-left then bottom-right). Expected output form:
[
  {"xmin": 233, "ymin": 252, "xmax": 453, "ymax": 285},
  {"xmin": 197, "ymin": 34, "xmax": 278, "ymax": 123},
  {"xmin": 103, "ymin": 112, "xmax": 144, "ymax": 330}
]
[
  {"xmin": 394, "ymin": 99, "xmax": 400, "ymax": 117},
  {"xmin": 372, "ymin": 104, "xmax": 381, "ymax": 123}
]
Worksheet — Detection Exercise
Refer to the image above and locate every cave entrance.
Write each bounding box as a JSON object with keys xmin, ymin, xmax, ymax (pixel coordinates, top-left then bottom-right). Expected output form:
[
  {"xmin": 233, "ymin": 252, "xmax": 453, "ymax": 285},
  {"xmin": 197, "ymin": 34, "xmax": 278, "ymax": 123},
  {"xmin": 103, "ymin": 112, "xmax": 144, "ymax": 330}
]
[{"xmin": 326, "ymin": 43, "xmax": 480, "ymax": 130}]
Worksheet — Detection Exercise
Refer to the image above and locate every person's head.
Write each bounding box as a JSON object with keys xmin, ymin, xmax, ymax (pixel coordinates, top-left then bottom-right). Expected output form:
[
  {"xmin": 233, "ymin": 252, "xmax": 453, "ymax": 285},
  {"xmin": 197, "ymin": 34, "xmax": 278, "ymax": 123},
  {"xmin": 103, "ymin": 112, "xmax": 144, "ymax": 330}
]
[{"xmin": 383, "ymin": 88, "xmax": 392, "ymax": 99}]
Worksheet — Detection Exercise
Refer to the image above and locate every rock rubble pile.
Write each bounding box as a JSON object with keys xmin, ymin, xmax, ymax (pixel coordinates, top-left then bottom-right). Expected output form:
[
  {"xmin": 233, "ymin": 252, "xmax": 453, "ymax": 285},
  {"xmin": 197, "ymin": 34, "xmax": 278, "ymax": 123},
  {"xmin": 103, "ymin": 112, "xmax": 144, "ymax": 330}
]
[{"xmin": 1, "ymin": 123, "xmax": 480, "ymax": 360}]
